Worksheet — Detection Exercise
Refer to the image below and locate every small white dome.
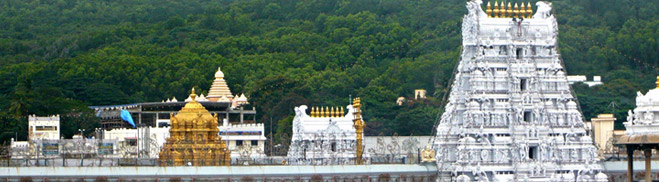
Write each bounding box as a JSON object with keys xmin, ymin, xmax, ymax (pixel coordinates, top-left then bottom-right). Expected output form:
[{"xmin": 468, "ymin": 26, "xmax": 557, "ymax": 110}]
[{"xmin": 215, "ymin": 67, "xmax": 225, "ymax": 78}]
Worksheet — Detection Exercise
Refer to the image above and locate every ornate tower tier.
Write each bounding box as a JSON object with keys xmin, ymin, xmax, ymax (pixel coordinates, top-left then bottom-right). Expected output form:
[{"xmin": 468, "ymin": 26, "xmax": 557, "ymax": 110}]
[
  {"xmin": 207, "ymin": 67, "xmax": 234, "ymax": 102},
  {"xmin": 159, "ymin": 88, "xmax": 231, "ymax": 166},
  {"xmin": 432, "ymin": 1, "xmax": 606, "ymax": 181}
]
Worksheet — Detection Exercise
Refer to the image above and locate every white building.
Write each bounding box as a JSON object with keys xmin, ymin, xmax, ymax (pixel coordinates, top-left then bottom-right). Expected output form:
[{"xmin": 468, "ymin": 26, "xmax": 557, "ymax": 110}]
[
  {"xmin": 567, "ymin": 75, "xmax": 603, "ymax": 87},
  {"xmin": 287, "ymin": 105, "xmax": 362, "ymax": 165},
  {"xmin": 219, "ymin": 122, "xmax": 267, "ymax": 158},
  {"xmin": 11, "ymin": 115, "xmax": 61, "ymax": 158},
  {"xmin": 101, "ymin": 119, "xmax": 266, "ymax": 158},
  {"xmin": 28, "ymin": 115, "xmax": 60, "ymax": 141},
  {"xmin": 432, "ymin": 1, "xmax": 606, "ymax": 181},
  {"xmin": 415, "ymin": 89, "xmax": 427, "ymax": 100}
]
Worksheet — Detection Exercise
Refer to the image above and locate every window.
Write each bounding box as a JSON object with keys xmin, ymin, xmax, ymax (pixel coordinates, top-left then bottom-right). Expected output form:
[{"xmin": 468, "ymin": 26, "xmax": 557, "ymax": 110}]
[
  {"xmin": 531, "ymin": 46, "xmax": 536, "ymax": 56},
  {"xmin": 251, "ymin": 140, "xmax": 258, "ymax": 146},
  {"xmin": 158, "ymin": 122, "xmax": 169, "ymax": 128},
  {"xmin": 520, "ymin": 79, "xmax": 527, "ymax": 91},
  {"xmin": 236, "ymin": 140, "xmax": 243, "ymax": 146},
  {"xmin": 496, "ymin": 68, "xmax": 507, "ymax": 72},
  {"xmin": 523, "ymin": 111, "xmax": 532, "ymax": 122},
  {"xmin": 126, "ymin": 139, "xmax": 137, "ymax": 146},
  {"xmin": 331, "ymin": 142, "xmax": 337, "ymax": 152},
  {"xmin": 36, "ymin": 126, "xmax": 56, "ymax": 131},
  {"xmin": 529, "ymin": 147, "xmax": 537, "ymax": 160},
  {"xmin": 516, "ymin": 48, "xmax": 523, "ymax": 59},
  {"xmin": 499, "ymin": 46, "xmax": 507, "ymax": 55}
]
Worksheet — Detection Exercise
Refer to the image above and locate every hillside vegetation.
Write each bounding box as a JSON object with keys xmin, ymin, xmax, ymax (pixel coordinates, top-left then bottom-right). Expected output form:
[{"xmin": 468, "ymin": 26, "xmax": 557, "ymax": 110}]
[{"xmin": 1, "ymin": 0, "xmax": 657, "ymax": 142}]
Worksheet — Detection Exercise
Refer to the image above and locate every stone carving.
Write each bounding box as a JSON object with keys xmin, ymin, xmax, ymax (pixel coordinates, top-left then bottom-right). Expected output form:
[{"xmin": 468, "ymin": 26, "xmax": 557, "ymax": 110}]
[{"xmin": 533, "ymin": 2, "xmax": 552, "ymax": 19}]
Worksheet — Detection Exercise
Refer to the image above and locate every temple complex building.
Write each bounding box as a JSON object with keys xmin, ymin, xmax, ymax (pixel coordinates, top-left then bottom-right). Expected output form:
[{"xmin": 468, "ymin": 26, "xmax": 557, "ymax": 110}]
[
  {"xmin": 287, "ymin": 98, "xmax": 365, "ymax": 165},
  {"xmin": 91, "ymin": 67, "xmax": 255, "ymax": 130},
  {"xmin": 432, "ymin": 1, "xmax": 607, "ymax": 181},
  {"xmin": 91, "ymin": 66, "xmax": 265, "ymax": 159}
]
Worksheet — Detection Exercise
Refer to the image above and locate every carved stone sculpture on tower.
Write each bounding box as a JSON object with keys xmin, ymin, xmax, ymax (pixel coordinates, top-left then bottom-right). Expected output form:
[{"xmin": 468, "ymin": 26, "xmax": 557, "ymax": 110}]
[{"xmin": 432, "ymin": 1, "xmax": 605, "ymax": 181}]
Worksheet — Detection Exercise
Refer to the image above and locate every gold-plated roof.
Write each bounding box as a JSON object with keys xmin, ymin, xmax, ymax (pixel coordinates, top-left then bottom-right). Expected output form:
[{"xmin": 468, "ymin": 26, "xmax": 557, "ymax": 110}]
[
  {"xmin": 175, "ymin": 88, "xmax": 214, "ymax": 122},
  {"xmin": 158, "ymin": 88, "xmax": 230, "ymax": 166}
]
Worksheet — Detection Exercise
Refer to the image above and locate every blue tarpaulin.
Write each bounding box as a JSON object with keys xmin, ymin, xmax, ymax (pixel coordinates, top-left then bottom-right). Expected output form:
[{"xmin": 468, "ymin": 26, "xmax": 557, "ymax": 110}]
[{"xmin": 120, "ymin": 110, "xmax": 136, "ymax": 128}]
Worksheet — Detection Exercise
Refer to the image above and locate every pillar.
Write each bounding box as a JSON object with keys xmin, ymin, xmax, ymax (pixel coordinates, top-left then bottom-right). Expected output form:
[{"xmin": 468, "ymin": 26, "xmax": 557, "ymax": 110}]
[
  {"xmin": 240, "ymin": 112, "xmax": 244, "ymax": 123},
  {"xmin": 645, "ymin": 148, "xmax": 652, "ymax": 182},
  {"xmin": 628, "ymin": 146, "xmax": 634, "ymax": 182}
]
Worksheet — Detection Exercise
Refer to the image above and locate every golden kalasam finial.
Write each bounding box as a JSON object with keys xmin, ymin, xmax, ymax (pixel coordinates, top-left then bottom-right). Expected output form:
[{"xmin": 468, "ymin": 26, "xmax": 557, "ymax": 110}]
[
  {"xmin": 493, "ymin": 1, "xmax": 500, "ymax": 18},
  {"xmin": 655, "ymin": 76, "xmax": 659, "ymax": 88},
  {"xmin": 311, "ymin": 107, "xmax": 316, "ymax": 117},
  {"xmin": 526, "ymin": 2, "xmax": 533, "ymax": 18},
  {"xmin": 501, "ymin": 1, "xmax": 507, "ymax": 18},
  {"xmin": 314, "ymin": 107, "xmax": 318, "ymax": 117},
  {"xmin": 513, "ymin": 3, "xmax": 519, "ymax": 18},
  {"xmin": 325, "ymin": 106, "xmax": 330, "ymax": 117},
  {"xmin": 341, "ymin": 107, "xmax": 345, "ymax": 117},
  {"xmin": 190, "ymin": 88, "xmax": 197, "ymax": 101},
  {"xmin": 330, "ymin": 107, "xmax": 336, "ymax": 117},
  {"xmin": 319, "ymin": 107, "xmax": 324, "ymax": 117},
  {"xmin": 500, "ymin": 1, "xmax": 506, "ymax": 18},
  {"xmin": 486, "ymin": 1, "xmax": 492, "ymax": 17},
  {"xmin": 506, "ymin": 2, "xmax": 512, "ymax": 18}
]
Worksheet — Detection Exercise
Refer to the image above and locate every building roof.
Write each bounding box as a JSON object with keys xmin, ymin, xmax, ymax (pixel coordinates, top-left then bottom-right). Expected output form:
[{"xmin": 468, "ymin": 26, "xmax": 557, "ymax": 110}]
[{"xmin": 616, "ymin": 134, "xmax": 659, "ymax": 145}]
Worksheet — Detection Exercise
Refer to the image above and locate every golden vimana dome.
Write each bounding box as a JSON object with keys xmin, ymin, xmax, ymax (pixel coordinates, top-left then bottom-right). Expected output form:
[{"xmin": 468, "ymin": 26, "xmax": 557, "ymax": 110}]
[{"xmin": 158, "ymin": 88, "xmax": 231, "ymax": 166}]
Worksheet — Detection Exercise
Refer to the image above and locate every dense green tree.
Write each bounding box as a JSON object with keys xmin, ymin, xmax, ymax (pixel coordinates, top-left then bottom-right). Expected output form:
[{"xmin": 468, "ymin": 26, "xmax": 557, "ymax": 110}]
[{"xmin": 0, "ymin": 0, "xmax": 658, "ymax": 143}]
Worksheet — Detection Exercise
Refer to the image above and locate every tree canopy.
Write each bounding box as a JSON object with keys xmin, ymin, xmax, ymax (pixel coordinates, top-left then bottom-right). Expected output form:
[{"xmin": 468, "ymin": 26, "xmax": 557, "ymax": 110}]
[{"xmin": 1, "ymin": 0, "xmax": 657, "ymax": 143}]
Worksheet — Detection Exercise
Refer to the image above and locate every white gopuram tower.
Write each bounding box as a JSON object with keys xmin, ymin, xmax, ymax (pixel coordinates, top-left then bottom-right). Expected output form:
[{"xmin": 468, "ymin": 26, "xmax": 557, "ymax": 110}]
[{"xmin": 432, "ymin": 1, "xmax": 608, "ymax": 181}]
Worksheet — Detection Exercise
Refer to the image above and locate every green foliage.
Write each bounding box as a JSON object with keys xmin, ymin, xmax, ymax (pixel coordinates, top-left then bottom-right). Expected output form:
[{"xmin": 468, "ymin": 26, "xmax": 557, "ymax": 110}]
[{"xmin": 0, "ymin": 0, "xmax": 657, "ymax": 143}]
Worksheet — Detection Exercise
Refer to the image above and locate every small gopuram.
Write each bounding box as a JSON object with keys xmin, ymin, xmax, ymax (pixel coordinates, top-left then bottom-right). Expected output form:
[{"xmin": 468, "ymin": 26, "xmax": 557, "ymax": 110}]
[
  {"xmin": 616, "ymin": 76, "xmax": 659, "ymax": 182},
  {"xmin": 287, "ymin": 98, "xmax": 365, "ymax": 165},
  {"xmin": 158, "ymin": 88, "xmax": 231, "ymax": 166},
  {"xmin": 432, "ymin": 1, "xmax": 606, "ymax": 181}
]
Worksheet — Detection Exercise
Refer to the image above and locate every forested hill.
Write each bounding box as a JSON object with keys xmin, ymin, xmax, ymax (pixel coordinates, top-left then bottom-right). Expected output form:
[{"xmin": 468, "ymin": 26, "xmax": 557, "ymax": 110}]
[{"xmin": 1, "ymin": 0, "xmax": 658, "ymax": 142}]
